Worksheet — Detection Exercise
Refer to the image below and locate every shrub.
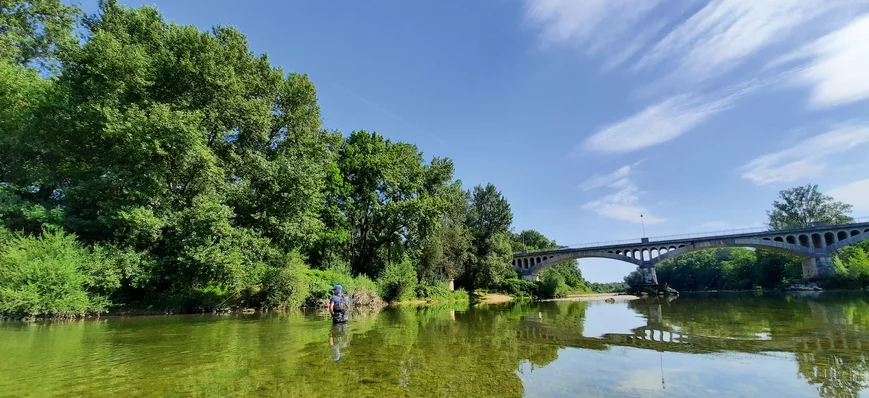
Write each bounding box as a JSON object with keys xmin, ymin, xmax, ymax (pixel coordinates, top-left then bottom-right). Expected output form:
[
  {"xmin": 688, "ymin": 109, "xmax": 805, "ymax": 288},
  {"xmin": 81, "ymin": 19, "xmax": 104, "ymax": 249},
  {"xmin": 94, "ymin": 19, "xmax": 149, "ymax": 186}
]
[
  {"xmin": 261, "ymin": 252, "xmax": 310, "ymax": 310},
  {"xmin": 415, "ymin": 280, "xmax": 452, "ymax": 299},
  {"xmin": 537, "ymin": 272, "xmax": 570, "ymax": 299},
  {"xmin": 450, "ymin": 288, "xmax": 469, "ymax": 301},
  {"xmin": 0, "ymin": 226, "xmax": 13, "ymax": 246},
  {"xmin": 0, "ymin": 228, "xmax": 109, "ymax": 317},
  {"xmin": 377, "ymin": 257, "xmax": 417, "ymax": 302},
  {"xmin": 305, "ymin": 269, "xmax": 381, "ymax": 307},
  {"xmin": 498, "ymin": 278, "xmax": 538, "ymax": 297}
]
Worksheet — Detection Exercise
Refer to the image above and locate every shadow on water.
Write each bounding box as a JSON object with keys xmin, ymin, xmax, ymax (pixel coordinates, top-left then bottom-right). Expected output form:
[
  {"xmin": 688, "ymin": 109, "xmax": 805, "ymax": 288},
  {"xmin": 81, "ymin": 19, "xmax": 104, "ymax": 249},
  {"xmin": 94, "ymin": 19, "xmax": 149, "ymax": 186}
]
[{"xmin": 0, "ymin": 292, "xmax": 868, "ymax": 397}]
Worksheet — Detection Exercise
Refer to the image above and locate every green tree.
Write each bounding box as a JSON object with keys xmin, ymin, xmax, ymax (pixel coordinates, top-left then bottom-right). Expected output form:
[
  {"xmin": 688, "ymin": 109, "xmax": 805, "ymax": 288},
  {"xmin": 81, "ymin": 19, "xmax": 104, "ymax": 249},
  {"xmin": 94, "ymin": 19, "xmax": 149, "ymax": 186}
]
[
  {"xmin": 0, "ymin": 0, "xmax": 80, "ymax": 68},
  {"xmin": 0, "ymin": 1, "xmax": 332, "ymax": 309},
  {"xmin": 338, "ymin": 130, "xmax": 454, "ymax": 277},
  {"xmin": 767, "ymin": 184, "xmax": 853, "ymax": 230},
  {"xmin": 511, "ymin": 229, "xmax": 554, "ymax": 252},
  {"xmin": 464, "ymin": 184, "xmax": 513, "ymax": 289}
]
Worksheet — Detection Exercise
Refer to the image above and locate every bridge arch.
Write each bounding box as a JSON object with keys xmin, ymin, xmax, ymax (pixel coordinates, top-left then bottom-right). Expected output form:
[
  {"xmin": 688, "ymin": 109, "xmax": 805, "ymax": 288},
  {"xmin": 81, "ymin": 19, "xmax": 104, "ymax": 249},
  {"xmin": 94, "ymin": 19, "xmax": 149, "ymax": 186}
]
[
  {"xmin": 527, "ymin": 251, "xmax": 642, "ymax": 275},
  {"xmin": 653, "ymin": 238, "xmax": 816, "ymax": 265}
]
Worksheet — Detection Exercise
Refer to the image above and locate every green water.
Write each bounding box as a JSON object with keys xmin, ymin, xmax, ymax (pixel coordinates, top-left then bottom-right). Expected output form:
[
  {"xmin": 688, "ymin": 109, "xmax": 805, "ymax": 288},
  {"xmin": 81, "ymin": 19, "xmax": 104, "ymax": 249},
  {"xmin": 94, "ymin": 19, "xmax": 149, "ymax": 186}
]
[{"xmin": 2, "ymin": 293, "xmax": 868, "ymax": 397}]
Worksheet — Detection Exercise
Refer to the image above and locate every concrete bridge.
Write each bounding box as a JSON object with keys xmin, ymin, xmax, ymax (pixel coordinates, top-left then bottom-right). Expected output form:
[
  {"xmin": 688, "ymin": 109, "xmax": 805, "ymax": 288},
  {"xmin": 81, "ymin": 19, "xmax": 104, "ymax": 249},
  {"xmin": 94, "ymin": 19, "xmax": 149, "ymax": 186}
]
[{"xmin": 512, "ymin": 220, "xmax": 869, "ymax": 283}]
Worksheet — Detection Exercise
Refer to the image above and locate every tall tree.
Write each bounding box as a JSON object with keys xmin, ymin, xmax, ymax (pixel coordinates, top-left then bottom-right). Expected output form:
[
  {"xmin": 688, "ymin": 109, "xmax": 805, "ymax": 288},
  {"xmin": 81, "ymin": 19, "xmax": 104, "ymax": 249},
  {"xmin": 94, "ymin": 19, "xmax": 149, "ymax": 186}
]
[
  {"xmin": 339, "ymin": 130, "xmax": 453, "ymax": 277},
  {"xmin": 511, "ymin": 229, "xmax": 554, "ymax": 252},
  {"xmin": 467, "ymin": 183, "xmax": 512, "ymax": 245},
  {"xmin": 464, "ymin": 183, "xmax": 513, "ymax": 288},
  {"xmin": 0, "ymin": 0, "xmax": 80, "ymax": 69},
  {"xmin": 1, "ymin": 1, "xmax": 333, "ymax": 294},
  {"xmin": 767, "ymin": 184, "xmax": 853, "ymax": 230}
]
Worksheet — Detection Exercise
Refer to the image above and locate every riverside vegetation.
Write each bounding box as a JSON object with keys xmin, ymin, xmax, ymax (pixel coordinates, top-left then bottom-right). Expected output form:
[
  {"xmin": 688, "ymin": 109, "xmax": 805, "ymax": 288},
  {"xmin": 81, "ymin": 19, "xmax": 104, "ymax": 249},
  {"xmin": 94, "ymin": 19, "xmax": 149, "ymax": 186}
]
[
  {"xmin": 2, "ymin": 3, "xmax": 866, "ymax": 319},
  {"xmin": 0, "ymin": 1, "xmax": 590, "ymax": 318}
]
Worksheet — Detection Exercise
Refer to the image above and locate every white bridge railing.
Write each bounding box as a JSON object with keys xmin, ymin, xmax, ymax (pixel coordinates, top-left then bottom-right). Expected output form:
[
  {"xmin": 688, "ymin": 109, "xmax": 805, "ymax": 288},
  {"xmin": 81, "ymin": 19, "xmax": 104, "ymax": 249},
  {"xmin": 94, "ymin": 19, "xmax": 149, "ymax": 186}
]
[{"xmin": 516, "ymin": 217, "xmax": 869, "ymax": 255}]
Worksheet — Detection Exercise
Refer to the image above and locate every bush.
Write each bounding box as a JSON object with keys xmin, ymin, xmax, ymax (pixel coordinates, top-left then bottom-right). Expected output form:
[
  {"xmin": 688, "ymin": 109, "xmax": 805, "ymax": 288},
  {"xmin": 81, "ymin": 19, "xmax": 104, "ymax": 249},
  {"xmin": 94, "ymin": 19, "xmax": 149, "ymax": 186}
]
[
  {"xmin": 498, "ymin": 278, "xmax": 538, "ymax": 297},
  {"xmin": 538, "ymin": 272, "xmax": 570, "ymax": 299},
  {"xmin": 0, "ymin": 228, "xmax": 110, "ymax": 317},
  {"xmin": 415, "ymin": 280, "xmax": 452, "ymax": 299},
  {"xmin": 261, "ymin": 252, "xmax": 310, "ymax": 310},
  {"xmin": 377, "ymin": 257, "xmax": 417, "ymax": 302},
  {"xmin": 305, "ymin": 269, "xmax": 381, "ymax": 307},
  {"xmin": 450, "ymin": 288, "xmax": 469, "ymax": 301}
]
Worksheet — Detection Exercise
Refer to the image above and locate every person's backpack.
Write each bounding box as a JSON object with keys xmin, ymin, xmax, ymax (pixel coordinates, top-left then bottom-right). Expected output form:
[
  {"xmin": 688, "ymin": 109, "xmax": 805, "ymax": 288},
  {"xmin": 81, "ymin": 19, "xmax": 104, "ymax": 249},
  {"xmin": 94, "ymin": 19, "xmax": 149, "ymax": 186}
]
[{"xmin": 334, "ymin": 295, "xmax": 348, "ymax": 314}]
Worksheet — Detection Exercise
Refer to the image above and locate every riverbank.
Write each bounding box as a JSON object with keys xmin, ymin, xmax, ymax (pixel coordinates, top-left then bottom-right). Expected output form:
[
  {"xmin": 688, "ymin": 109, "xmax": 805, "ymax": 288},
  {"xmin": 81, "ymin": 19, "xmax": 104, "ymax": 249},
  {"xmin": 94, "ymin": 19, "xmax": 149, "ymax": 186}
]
[
  {"xmin": 476, "ymin": 293, "xmax": 514, "ymax": 304},
  {"xmin": 540, "ymin": 293, "xmax": 640, "ymax": 303}
]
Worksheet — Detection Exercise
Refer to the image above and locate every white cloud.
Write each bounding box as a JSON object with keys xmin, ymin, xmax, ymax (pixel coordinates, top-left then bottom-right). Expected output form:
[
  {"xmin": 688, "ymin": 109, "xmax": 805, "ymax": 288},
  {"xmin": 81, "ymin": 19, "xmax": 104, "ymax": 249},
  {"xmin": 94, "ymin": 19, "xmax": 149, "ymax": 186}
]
[
  {"xmin": 740, "ymin": 124, "xmax": 869, "ymax": 185},
  {"xmin": 635, "ymin": 0, "xmax": 853, "ymax": 82},
  {"xmin": 775, "ymin": 15, "xmax": 869, "ymax": 107},
  {"xmin": 583, "ymin": 93, "xmax": 728, "ymax": 153},
  {"xmin": 584, "ymin": 186, "xmax": 666, "ymax": 224},
  {"xmin": 525, "ymin": 0, "xmax": 867, "ymax": 81},
  {"xmin": 524, "ymin": 0, "xmax": 665, "ymax": 57},
  {"xmin": 581, "ymin": 164, "xmax": 665, "ymax": 224},
  {"xmin": 582, "ymin": 79, "xmax": 768, "ymax": 154},
  {"xmin": 580, "ymin": 163, "xmax": 636, "ymax": 191},
  {"xmin": 828, "ymin": 179, "xmax": 869, "ymax": 211}
]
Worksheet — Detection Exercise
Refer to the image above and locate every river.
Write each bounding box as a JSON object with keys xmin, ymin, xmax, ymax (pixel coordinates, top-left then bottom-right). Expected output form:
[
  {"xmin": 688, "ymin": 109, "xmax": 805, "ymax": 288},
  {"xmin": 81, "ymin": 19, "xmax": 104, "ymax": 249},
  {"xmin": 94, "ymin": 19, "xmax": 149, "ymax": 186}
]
[{"xmin": 1, "ymin": 292, "xmax": 868, "ymax": 397}]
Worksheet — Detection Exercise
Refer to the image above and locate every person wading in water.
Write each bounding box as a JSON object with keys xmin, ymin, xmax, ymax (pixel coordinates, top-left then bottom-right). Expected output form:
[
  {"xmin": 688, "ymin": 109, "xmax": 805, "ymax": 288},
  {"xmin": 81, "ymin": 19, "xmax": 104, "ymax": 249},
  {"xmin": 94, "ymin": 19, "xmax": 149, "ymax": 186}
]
[{"xmin": 329, "ymin": 285, "xmax": 349, "ymax": 324}]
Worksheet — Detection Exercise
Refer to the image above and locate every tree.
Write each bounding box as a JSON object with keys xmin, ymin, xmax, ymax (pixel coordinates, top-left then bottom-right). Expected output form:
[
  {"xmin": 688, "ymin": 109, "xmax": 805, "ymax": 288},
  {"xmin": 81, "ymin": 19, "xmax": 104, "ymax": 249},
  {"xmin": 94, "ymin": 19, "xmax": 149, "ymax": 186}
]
[
  {"xmin": 767, "ymin": 184, "xmax": 853, "ymax": 230},
  {"xmin": 463, "ymin": 184, "xmax": 513, "ymax": 289},
  {"xmin": 510, "ymin": 229, "xmax": 554, "ymax": 252},
  {"xmin": 0, "ymin": 0, "xmax": 81, "ymax": 69},
  {"xmin": 467, "ymin": 184, "xmax": 512, "ymax": 245},
  {"xmin": 0, "ymin": 1, "xmax": 337, "ymax": 308},
  {"xmin": 339, "ymin": 130, "xmax": 454, "ymax": 277}
]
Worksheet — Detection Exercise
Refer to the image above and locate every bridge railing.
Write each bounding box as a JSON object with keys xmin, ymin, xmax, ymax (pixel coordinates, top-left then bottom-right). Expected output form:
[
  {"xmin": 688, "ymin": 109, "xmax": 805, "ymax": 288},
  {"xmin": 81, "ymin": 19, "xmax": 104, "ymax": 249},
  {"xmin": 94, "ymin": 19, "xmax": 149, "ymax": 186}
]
[{"xmin": 516, "ymin": 216, "xmax": 869, "ymax": 255}]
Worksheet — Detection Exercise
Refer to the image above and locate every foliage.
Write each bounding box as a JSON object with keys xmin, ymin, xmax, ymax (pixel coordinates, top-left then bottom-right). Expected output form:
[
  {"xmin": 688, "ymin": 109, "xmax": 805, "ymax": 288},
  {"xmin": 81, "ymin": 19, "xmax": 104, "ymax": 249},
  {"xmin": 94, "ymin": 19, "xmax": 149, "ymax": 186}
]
[
  {"xmin": 261, "ymin": 252, "xmax": 310, "ymax": 310},
  {"xmin": 377, "ymin": 257, "xmax": 418, "ymax": 302},
  {"xmin": 588, "ymin": 281, "xmax": 628, "ymax": 293},
  {"xmin": 768, "ymin": 184, "xmax": 853, "ymax": 230},
  {"xmin": 464, "ymin": 232, "xmax": 515, "ymax": 289},
  {"xmin": 652, "ymin": 248, "xmax": 803, "ymax": 291},
  {"xmin": 305, "ymin": 269, "xmax": 374, "ymax": 301},
  {"xmin": 624, "ymin": 269, "xmax": 645, "ymax": 288},
  {"xmin": 510, "ymin": 229, "xmax": 555, "ymax": 252},
  {"xmin": 537, "ymin": 271, "xmax": 570, "ymax": 299},
  {"xmin": 542, "ymin": 261, "xmax": 587, "ymax": 290},
  {"xmin": 0, "ymin": 0, "xmax": 80, "ymax": 69},
  {"xmin": 338, "ymin": 131, "xmax": 454, "ymax": 277},
  {"xmin": 827, "ymin": 242, "xmax": 869, "ymax": 289},
  {"xmin": 497, "ymin": 278, "xmax": 538, "ymax": 298},
  {"xmin": 0, "ymin": 228, "xmax": 113, "ymax": 317},
  {"xmin": 0, "ymin": 0, "xmax": 670, "ymax": 313},
  {"xmin": 414, "ymin": 279, "xmax": 451, "ymax": 299}
]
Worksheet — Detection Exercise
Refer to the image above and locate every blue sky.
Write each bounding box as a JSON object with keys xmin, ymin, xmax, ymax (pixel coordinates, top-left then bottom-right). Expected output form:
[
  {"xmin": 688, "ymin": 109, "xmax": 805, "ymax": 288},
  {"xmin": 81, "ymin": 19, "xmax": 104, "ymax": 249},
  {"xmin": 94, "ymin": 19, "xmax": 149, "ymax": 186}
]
[{"xmin": 83, "ymin": 1, "xmax": 869, "ymax": 282}]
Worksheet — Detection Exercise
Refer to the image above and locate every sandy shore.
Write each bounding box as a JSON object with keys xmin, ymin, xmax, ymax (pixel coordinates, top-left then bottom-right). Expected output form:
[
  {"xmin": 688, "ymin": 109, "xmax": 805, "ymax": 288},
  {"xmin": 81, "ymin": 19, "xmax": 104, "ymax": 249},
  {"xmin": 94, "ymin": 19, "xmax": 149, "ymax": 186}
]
[
  {"xmin": 540, "ymin": 293, "xmax": 639, "ymax": 303},
  {"xmin": 477, "ymin": 293, "xmax": 514, "ymax": 304}
]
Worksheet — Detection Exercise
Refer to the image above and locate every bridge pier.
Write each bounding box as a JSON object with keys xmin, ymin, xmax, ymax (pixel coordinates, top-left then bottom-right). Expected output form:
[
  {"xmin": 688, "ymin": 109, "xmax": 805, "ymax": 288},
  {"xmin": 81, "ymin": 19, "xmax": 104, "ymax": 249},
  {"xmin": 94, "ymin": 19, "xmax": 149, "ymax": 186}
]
[
  {"xmin": 802, "ymin": 255, "xmax": 834, "ymax": 279},
  {"xmin": 521, "ymin": 273, "xmax": 540, "ymax": 282},
  {"xmin": 639, "ymin": 263, "xmax": 658, "ymax": 285}
]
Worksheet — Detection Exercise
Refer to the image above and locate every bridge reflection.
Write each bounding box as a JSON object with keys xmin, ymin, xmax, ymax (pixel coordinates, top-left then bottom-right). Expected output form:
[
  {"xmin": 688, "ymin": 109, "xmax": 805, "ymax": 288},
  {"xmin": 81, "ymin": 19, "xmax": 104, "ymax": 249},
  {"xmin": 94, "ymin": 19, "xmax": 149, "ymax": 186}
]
[{"xmin": 511, "ymin": 294, "xmax": 869, "ymax": 397}]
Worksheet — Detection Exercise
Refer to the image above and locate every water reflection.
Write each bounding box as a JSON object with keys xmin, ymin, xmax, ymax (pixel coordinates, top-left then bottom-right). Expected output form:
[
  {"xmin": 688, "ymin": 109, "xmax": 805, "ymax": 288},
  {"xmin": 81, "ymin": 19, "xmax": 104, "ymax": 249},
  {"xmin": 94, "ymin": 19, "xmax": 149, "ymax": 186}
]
[
  {"xmin": 0, "ymin": 294, "xmax": 867, "ymax": 397},
  {"xmin": 329, "ymin": 323, "xmax": 351, "ymax": 361}
]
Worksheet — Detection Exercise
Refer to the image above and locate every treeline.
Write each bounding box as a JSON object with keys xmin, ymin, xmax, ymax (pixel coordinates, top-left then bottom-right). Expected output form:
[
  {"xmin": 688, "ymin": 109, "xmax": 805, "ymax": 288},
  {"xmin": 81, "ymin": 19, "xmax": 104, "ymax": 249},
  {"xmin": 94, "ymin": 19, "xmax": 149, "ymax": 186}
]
[
  {"xmin": 0, "ymin": 1, "xmax": 590, "ymax": 317},
  {"xmin": 625, "ymin": 236, "xmax": 869, "ymax": 291}
]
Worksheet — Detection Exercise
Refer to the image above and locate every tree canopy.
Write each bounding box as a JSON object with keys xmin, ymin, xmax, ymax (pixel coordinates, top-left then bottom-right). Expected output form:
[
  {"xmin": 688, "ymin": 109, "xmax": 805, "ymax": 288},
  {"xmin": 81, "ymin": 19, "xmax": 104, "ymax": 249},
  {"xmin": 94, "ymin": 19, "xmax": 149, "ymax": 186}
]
[{"xmin": 767, "ymin": 184, "xmax": 853, "ymax": 230}]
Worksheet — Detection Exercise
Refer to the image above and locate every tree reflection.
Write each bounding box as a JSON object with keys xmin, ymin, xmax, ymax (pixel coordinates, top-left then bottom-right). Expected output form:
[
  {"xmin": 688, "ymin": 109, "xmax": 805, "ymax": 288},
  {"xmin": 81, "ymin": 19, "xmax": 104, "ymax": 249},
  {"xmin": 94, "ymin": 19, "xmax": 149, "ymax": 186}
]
[
  {"xmin": 623, "ymin": 293, "xmax": 869, "ymax": 397},
  {"xmin": 2, "ymin": 295, "xmax": 869, "ymax": 397}
]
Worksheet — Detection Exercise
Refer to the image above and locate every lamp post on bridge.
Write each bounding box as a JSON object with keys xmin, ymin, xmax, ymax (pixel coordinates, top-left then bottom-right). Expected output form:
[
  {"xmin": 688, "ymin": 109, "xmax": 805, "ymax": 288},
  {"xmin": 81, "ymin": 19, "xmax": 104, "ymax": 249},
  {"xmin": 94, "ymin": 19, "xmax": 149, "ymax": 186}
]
[{"xmin": 641, "ymin": 214, "xmax": 646, "ymax": 238}]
